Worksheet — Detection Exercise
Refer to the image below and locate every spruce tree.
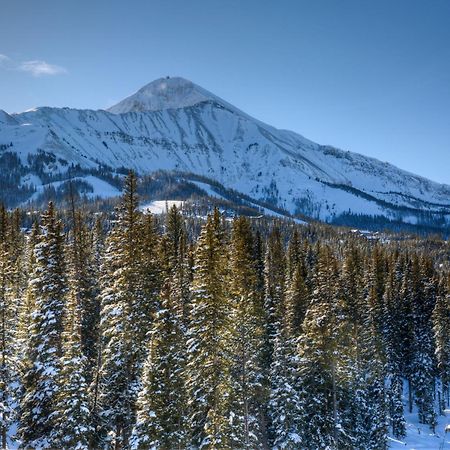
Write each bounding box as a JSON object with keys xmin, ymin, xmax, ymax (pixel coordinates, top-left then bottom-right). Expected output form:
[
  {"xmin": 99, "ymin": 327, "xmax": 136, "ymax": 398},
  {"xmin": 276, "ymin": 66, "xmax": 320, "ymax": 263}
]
[
  {"xmin": 165, "ymin": 205, "xmax": 190, "ymax": 326},
  {"xmin": 69, "ymin": 211, "xmax": 100, "ymax": 382},
  {"xmin": 410, "ymin": 256, "xmax": 437, "ymax": 430},
  {"xmin": 0, "ymin": 210, "xmax": 16, "ymax": 449},
  {"xmin": 51, "ymin": 279, "xmax": 93, "ymax": 449},
  {"xmin": 228, "ymin": 217, "xmax": 266, "ymax": 448},
  {"xmin": 131, "ymin": 265, "xmax": 187, "ymax": 449},
  {"xmin": 433, "ymin": 276, "xmax": 450, "ymax": 411},
  {"xmin": 186, "ymin": 209, "xmax": 233, "ymax": 449},
  {"xmin": 268, "ymin": 230, "xmax": 305, "ymax": 449},
  {"xmin": 297, "ymin": 245, "xmax": 339, "ymax": 449},
  {"xmin": 262, "ymin": 227, "xmax": 286, "ymax": 445},
  {"xmin": 383, "ymin": 258, "xmax": 406, "ymax": 439},
  {"xmin": 268, "ymin": 326, "xmax": 301, "ymax": 449},
  {"xmin": 18, "ymin": 202, "xmax": 67, "ymax": 448},
  {"xmin": 96, "ymin": 171, "xmax": 149, "ymax": 448},
  {"xmin": 264, "ymin": 227, "xmax": 286, "ymax": 358}
]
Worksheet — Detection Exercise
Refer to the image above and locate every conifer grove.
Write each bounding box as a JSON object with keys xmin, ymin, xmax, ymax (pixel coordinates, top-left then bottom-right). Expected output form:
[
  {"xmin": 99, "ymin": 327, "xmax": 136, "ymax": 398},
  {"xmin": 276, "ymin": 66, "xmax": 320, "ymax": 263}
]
[{"xmin": 0, "ymin": 172, "xmax": 449, "ymax": 449}]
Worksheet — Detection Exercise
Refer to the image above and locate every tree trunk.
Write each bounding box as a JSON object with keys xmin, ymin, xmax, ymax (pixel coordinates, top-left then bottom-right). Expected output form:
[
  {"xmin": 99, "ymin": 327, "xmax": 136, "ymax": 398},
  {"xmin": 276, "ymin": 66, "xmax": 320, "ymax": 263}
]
[
  {"xmin": 331, "ymin": 357, "xmax": 338, "ymax": 444},
  {"xmin": 408, "ymin": 378, "xmax": 413, "ymax": 413}
]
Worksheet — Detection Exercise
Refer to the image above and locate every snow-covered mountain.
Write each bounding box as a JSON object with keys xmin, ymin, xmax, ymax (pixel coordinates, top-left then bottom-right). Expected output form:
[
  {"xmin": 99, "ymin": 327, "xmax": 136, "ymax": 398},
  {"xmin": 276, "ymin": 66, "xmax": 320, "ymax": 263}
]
[
  {"xmin": 107, "ymin": 76, "xmax": 245, "ymax": 115},
  {"xmin": 1, "ymin": 76, "xmax": 449, "ymax": 227}
]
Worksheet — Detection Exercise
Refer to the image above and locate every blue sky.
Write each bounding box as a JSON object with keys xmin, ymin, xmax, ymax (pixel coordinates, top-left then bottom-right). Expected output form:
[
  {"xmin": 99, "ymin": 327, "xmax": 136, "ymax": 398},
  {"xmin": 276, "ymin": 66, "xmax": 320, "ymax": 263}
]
[{"xmin": 1, "ymin": 0, "xmax": 449, "ymax": 184}]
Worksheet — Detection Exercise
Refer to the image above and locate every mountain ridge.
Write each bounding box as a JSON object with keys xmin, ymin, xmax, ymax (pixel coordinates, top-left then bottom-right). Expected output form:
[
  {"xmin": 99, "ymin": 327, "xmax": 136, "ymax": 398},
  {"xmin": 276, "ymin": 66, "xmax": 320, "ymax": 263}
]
[{"xmin": 1, "ymin": 77, "xmax": 449, "ymax": 229}]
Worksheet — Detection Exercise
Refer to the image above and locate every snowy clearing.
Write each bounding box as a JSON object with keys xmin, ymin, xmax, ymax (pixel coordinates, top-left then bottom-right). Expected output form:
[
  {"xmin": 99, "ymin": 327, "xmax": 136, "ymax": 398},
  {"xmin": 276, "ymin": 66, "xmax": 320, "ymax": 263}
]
[{"xmin": 140, "ymin": 200, "xmax": 184, "ymax": 214}]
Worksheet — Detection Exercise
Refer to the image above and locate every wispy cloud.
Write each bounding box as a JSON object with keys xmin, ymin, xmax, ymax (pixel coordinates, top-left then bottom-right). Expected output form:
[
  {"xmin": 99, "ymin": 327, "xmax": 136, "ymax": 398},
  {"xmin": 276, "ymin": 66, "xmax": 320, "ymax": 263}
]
[
  {"xmin": 0, "ymin": 54, "xmax": 11, "ymax": 65},
  {"xmin": 18, "ymin": 60, "xmax": 67, "ymax": 77},
  {"xmin": 0, "ymin": 53, "xmax": 67, "ymax": 76}
]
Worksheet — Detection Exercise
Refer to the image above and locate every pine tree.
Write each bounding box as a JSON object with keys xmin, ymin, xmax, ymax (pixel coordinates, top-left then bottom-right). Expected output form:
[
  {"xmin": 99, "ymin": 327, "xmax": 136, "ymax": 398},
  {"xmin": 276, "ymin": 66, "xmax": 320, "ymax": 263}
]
[
  {"xmin": 285, "ymin": 236, "xmax": 308, "ymax": 338},
  {"xmin": 268, "ymin": 326, "xmax": 301, "ymax": 449},
  {"xmin": 0, "ymin": 209, "xmax": 16, "ymax": 449},
  {"xmin": 69, "ymin": 211, "xmax": 100, "ymax": 382},
  {"xmin": 130, "ymin": 209, "xmax": 187, "ymax": 449},
  {"xmin": 297, "ymin": 245, "xmax": 339, "ymax": 449},
  {"xmin": 262, "ymin": 227, "xmax": 286, "ymax": 445},
  {"xmin": 15, "ymin": 222, "xmax": 40, "ymax": 355},
  {"xmin": 186, "ymin": 209, "xmax": 233, "ymax": 449},
  {"xmin": 433, "ymin": 276, "xmax": 450, "ymax": 411},
  {"xmin": 165, "ymin": 205, "xmax": 190, "ymax": 326},
  {"xmin": 96, "ymin": 171, "xmax": 149, "ymax": 448},
  {"xmin": 131, "ymin": 264, "xmax": 187, "ymax": 449},
  {"xmin": 383, "ymin": 258, "xmax": 406, "ymax": 439},
  {"xmin": 228, "ymin": 217, "xmax": 266, "ymax": 448},
  {"xmin": 410, "ymin": 256, "xmax": 437, "ymax": 430},
  {"xmin": 335, "ymin": 245, "xmax": 387, "ymax": 448},
  {"xmin": 51, "ymin": 278, "xmax": 93, "ymax": 449},
  {"xmin": 0, "ymin": 209, "xmax": 27, "ymax": 449},
  {"xmin": 264, "ymin": 227, "xmax": 286, "ymax": 358},
  {"xmin": 267, "ymin": 231, "xmax": 305, "ymax": 449},
  {"xmin": 18, "ymin": 202, "xmax": 67, "ymax": 448},
  {"xmin": 363, "ymin": 284, "xmax": 388, "ymax": 449}
]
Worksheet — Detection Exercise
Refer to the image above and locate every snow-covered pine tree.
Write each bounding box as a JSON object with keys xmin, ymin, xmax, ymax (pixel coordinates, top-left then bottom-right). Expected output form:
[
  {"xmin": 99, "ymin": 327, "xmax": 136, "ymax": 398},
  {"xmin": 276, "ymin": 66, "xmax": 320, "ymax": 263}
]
[
  {"xmin": 409, "ymin": 256, "xmax": 437, "ymax": 431},
  {"xmin": 17, "ymin": 202, "xmax": 67, "ymax": 448},
  {"xmin": 137, "ymin": 212, "xmax": 161, "ymax": 359},
  {"xmin": 130, "ymin": 205, "xmax": 189, "ymax": 449},
  {"xmin": 69, "ymin": 211, "xmax": 100, "ymax": 382},
  {"xmin": 297, "ymin": 245, "xmax": 339, "ymax": 449},
  {"xmin": 263, "ymin": 227, "xmax": 286, "ymax": 360},
  {"xmin": 396, "ymin": 256, "xmax": 415, "ymax": 411},
  {"xmin": 366, "ymin": 245, "xmax": 387, "ymax": 348},
  {"xmin": 0, "ymin": 208, "xmax": 27, "ymax": 449},
  {"xmin": 337, "ymin": 247, "xmax": 387, "ymax": 450},
  {"xmin": 96, "ymin": 171, "xmax": 149, "ymax": 448},
  {"xmin": 228, "ymin": 217, "xmax": 266, "ymax": 448},
  {"xmin": 433, "ymin": 275, "xmax": 450, "ymax": 411},
  {"xmin": 15, "ymin": 222, "xmax": 40, "ymax": 355},
  {"xmin": 165, "ymin": 205, "xmax": 191, "ymax": 326},
  {"xmin": 130, "ymin": 243, "xmax": 187, "ymax": 449},
  {"xmin": 363, "ymin": 283, "xmax": 389, "ymax": 449},
  {"xmin": 267, "ymin": 230, "xmax": 306, "ymax": 449},
  {"xmin": 268, "ymin": 322, "xmax": 301, "ymax": 449},
  {"xmin": 0, "ymin": 207, "xmax": 16, "ymax": 449},
  {"xmin": 51, "ymin": 266, "xmax": 93, "ymax": 449},
  {"xmin": 253, "ymin": 230, "xmax": 265, "ymax": 301},
  {"xmin": 262, "ymin": 227, "xmax": 286, "ymax": 445},
  {"xmin": 334, "ymin": 245, "xmax": 363, "ymax": 448},
  {"xmin": 285, "ymin": 233, "xmax": 308, "ymax": 338},
  {"xmin": 383, "ymin": 256, "xmax": 406, "ymax": 439},
  {"xmin": 186, "ymin": 209, "xmax": 234, "ymax": 449}
]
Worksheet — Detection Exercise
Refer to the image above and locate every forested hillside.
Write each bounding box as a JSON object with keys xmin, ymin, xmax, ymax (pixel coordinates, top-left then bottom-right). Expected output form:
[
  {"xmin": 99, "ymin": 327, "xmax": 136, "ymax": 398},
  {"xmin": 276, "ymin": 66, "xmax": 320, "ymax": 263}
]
[{"xmin": 0, "ymin": 172, "xmax": 449, "ymax": 449}]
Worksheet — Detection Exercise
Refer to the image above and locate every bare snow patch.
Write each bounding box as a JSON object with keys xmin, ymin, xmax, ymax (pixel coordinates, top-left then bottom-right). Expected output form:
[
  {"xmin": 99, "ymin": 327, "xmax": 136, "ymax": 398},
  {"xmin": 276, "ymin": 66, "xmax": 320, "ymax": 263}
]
[{"xmin": 140, "ymin": 200, "xmax": 184, "ymax": 215}]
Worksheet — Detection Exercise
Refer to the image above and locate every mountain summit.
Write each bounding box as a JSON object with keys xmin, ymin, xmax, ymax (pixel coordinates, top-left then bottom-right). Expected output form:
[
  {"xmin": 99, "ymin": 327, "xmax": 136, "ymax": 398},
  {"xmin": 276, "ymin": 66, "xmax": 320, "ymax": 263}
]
[{"xmin": 107, "ymin": 76, "xmax": 225, "ymax": 114}]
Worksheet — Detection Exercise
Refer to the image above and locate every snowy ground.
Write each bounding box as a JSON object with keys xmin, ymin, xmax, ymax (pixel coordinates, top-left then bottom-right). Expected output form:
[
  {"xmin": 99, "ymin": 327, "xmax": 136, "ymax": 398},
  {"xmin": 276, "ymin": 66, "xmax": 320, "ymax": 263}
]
[
  {"xmin": 140, "ymin": 200, "xmax": 184, "ymax": 214},
  {"xmin": 23, "ymin": 175, "xmax": 121, "ymax": 205},
  {"xmin": 190, "ymin": 180, "xmax": 307, "ymax": 224},
  {"xmin": 389, "ymin": 411, "xmax": 450, "ymax": 449},
  {"xmin": 388, "ymin": 382, "xmax": 450, "ymax": 450}
]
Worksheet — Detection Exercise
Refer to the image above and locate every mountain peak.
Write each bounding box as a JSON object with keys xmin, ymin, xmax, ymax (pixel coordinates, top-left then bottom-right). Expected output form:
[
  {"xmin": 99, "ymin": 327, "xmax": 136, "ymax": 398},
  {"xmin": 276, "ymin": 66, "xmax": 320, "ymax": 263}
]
[{"xmin": 107, "ymin": 76, "xmax": 220, "ymax": 114}]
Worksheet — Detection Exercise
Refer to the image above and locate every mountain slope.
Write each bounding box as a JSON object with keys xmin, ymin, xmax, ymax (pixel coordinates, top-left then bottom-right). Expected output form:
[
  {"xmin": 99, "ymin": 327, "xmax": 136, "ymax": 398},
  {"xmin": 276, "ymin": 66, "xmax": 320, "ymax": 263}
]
[{"xmin": 0, "ymin": 77, "xmax": 449, "ymax": 227}]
